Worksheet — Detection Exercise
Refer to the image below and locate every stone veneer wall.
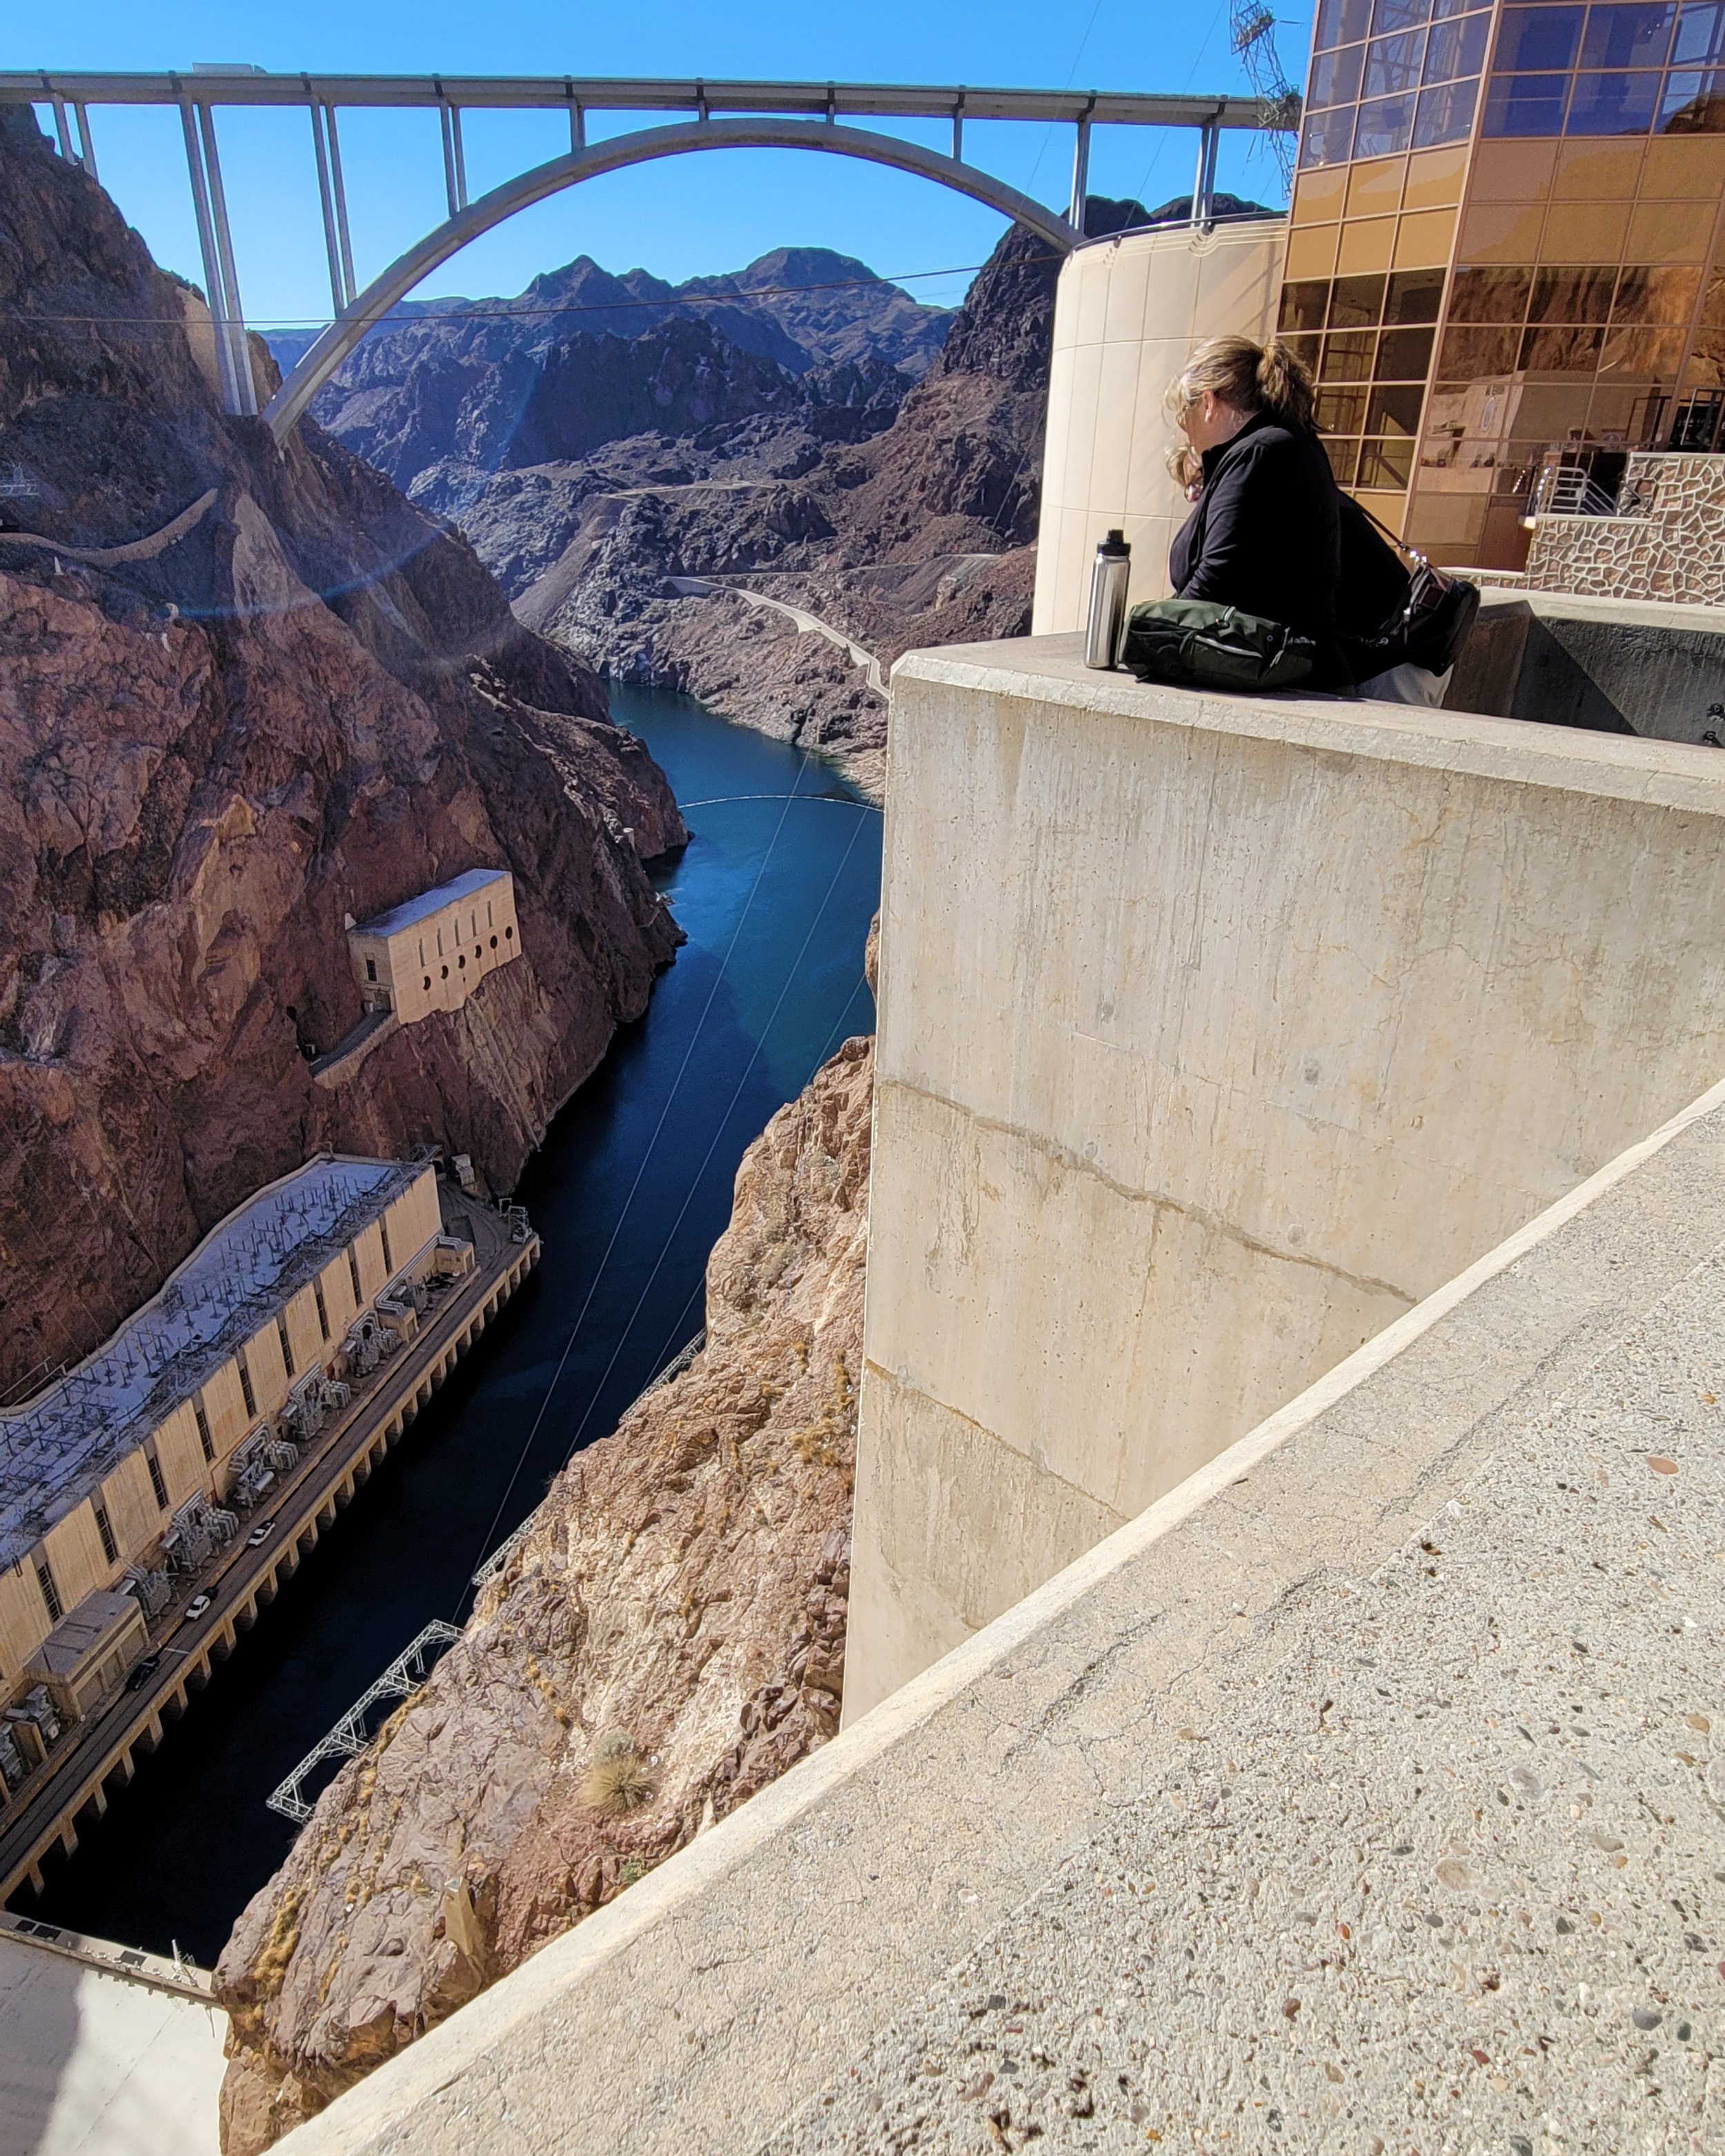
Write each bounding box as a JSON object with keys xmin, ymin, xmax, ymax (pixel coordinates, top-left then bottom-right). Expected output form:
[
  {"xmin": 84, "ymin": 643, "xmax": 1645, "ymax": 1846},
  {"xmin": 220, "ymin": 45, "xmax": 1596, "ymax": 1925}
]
[{"xmin": 1526, "ymin": 451, "xmax": 1725, "ymax": 604}]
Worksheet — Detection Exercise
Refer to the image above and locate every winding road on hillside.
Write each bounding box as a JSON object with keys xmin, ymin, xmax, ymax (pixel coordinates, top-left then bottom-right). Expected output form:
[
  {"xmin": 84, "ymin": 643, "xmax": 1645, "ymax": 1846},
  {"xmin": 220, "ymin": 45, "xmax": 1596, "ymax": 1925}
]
[{"xmin": 667, "ymin": 575, "xmax": 887, "ymax": 696}]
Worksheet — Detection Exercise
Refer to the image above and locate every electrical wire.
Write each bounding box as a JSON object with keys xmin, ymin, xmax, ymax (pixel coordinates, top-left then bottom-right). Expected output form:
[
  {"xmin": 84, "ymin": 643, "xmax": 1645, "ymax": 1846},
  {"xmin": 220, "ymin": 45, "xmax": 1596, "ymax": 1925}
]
[
  {"xmin": 21, "ymin": 257, "xmax": 1038, "ymax": 333},
  {"xmin": 677, "ymin": 793, "xmax": 880, "ymax": 810},
  {"xmin": 551, "ymin": 805, "xmax": 869, "ymax": 1470},
  {"xmin": 455, "ymin": 750, "xmax": 818, "ymax": 1598}
]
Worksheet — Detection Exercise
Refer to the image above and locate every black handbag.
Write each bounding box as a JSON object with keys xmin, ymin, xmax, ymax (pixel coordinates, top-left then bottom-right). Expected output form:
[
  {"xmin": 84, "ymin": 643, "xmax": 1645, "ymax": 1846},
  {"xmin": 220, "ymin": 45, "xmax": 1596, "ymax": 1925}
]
[{"xmin": 1350, "ymin": 508, "xmax": 1481, "ymax": 678}]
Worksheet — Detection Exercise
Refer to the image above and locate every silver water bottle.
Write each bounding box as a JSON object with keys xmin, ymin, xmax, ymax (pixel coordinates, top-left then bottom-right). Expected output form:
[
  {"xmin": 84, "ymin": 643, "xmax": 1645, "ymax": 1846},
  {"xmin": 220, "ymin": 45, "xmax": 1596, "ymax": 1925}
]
[{"xmin": 1083, "ymin": 528, "xmax": 1132, "ymax": 669}]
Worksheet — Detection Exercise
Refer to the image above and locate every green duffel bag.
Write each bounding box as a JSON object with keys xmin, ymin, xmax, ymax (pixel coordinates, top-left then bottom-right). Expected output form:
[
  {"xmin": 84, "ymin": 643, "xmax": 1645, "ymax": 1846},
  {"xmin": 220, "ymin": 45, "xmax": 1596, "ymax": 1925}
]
[{"xmin": 1120, "ymin": 597, "xmax": 1317, "ymax": 693}]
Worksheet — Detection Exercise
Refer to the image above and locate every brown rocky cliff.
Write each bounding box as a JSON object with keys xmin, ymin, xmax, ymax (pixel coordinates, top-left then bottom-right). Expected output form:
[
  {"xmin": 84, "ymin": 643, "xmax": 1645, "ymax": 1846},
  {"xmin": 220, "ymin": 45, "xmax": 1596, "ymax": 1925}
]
[
  {"xmin": 516, "ymin": 224, "xmax": 1061, "ymax": 787},
  {"xmin": 214, "ymin": 1031, "xmax": 874, "ymax": 2151},
  {"xmin": 0, "ymin": 110, "xmax": 685, "ymax": 1396}
]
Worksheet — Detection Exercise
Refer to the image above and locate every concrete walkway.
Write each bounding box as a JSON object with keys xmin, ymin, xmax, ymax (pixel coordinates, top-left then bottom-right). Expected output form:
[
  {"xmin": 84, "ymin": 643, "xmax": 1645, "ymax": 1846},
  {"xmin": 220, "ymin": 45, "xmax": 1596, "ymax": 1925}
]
[
  {"xmin": 0, "ymin": 1923, "xmax": 222, "ymax": 2156},
  {"xmin": 668, "ymin": 576, "xmax": 887, "ymax": 696}
]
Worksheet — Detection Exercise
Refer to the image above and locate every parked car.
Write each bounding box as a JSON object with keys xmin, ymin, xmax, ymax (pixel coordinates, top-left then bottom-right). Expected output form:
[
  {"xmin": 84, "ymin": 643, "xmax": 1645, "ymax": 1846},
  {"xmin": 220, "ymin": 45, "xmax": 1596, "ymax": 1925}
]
[
  {"xmin": 123, "ymin": 1653, "xmax": 161, "ymax": 1692},
  {"xmin": 185, "ymin": 1593, "xmax": 212, "ymax": 1621},
  {"xmin": 246, "ymin": 1522, "xmax": 275, "ymax": 1547}
]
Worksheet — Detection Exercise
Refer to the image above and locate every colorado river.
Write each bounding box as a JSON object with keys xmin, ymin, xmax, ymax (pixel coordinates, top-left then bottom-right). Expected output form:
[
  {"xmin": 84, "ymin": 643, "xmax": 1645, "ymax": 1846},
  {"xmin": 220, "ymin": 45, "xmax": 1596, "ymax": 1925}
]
[{"xmin": 23, "ymin": 686, "xmax": 882, "ymax": 1963}]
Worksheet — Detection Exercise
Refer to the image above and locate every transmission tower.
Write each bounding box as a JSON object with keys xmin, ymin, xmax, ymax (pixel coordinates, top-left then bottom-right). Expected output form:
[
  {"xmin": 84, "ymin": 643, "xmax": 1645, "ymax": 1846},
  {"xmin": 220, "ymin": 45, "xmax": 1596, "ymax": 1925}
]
[{"xmin": 1230, "ymin": 2, "xmax": 1303, "ymax": 193}]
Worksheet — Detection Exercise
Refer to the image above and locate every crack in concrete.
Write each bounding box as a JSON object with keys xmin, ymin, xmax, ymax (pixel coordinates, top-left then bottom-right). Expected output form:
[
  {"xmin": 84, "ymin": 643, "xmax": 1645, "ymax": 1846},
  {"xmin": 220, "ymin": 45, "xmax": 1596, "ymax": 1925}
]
[{"xmin": 877, "ymin": 1078, "xmax": 1421, "ymax": 1310}]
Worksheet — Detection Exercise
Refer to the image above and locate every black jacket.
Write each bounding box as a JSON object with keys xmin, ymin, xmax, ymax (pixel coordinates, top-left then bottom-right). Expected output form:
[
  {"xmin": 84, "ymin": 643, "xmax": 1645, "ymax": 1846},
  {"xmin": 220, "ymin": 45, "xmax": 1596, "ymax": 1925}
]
[
  {"xmin": 1170, "ymin": 411, "xmax": 1346, "ymax": 680},
  {"xmin": 1336, "ymin": 491, "xmax": 1410, "ymax": 638}
]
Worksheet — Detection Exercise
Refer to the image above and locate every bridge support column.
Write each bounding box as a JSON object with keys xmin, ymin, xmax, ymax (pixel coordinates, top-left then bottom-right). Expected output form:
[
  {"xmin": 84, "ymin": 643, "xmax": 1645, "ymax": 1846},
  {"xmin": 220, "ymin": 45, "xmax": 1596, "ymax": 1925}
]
[
  {"xmin": 439, "ymin": 101, "xmax": 469, "ymax": 217},
  {"xmin": 1191, "ymin": 116, "xmax": 1220, "ymax": 232},
  {"xmin": 1067, "ymin": 101, "xmax": 1094, "ymax": 235},
  {"xmin": 179, "ymin": 99, "xmax": 257, "ymax": 417},
  {"xmin": 308, "ymin": 97, "xmax": 356, "ymax": 313}
]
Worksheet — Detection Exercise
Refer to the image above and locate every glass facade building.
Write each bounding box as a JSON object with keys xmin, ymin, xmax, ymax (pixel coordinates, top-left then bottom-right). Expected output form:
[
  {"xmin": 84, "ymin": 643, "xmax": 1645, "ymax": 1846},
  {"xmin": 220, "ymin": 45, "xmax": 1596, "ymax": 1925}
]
[{"xmin": 1283, "ymin": 0, "xmax": 1725, "ymax": 564}]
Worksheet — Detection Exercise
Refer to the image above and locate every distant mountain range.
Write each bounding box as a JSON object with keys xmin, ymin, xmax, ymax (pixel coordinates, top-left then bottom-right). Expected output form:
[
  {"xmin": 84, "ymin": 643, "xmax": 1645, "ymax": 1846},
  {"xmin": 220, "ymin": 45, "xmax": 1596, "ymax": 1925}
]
[
  {"xmin": 263, "ymin": 248, "xmax": 954, "ymax": 495},
  {"xmin": 262, "ymin": 195, "xmax": 1274, "ymax": 788}
]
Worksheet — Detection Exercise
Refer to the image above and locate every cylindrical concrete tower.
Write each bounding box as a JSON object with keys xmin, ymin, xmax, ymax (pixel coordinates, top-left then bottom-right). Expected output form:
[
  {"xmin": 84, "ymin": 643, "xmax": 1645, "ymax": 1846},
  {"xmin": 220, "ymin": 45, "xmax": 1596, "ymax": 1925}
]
[{"xmin": 1032, "ymin": 217, "xmax": 1288, "ymax": 633}]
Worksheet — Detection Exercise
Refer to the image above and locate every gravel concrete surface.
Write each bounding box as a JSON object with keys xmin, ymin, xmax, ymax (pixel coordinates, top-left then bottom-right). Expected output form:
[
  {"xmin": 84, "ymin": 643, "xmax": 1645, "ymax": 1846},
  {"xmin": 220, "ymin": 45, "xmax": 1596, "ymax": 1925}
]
[{"xmin": 772, "ymin": 1250, "xmax": 1724, "ymax": 2155}]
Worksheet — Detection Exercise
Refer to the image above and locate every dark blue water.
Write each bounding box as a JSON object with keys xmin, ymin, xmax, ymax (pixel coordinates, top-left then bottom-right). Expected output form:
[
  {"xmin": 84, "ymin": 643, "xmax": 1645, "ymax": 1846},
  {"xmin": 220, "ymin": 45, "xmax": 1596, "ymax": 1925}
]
[{"xmin": 21, "ymin": 686, "xmax": 880, "ymax": 1963}]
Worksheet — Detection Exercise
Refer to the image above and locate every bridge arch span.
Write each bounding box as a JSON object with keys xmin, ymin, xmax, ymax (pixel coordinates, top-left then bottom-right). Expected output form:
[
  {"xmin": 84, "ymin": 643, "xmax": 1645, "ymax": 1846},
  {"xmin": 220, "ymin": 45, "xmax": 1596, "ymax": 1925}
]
[{"xmin": 263, "ymin": 117, "xmax": 1081, "ymax": 439}]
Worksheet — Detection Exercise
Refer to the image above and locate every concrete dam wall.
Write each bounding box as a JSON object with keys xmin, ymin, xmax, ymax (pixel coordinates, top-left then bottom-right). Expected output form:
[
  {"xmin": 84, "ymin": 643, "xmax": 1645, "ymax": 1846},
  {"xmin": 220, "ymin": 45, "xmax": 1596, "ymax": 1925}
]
[{"xmin": 845, "ymin": 632, "xmax": 1725, "ymax": 1712}]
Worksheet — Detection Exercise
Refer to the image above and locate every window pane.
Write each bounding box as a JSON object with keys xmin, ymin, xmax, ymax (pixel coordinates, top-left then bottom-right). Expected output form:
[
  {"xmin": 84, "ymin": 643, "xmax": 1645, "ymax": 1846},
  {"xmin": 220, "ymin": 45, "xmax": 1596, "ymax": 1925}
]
[
  {"xmin": 1450, "ymin": 266, "xmax": 1535, "ymax": 319},
  {"xmin": 1330, "ymin": 272, "xmax": 1390, "ymax": 326},
  {"xmin": 1301, "ymin": 106, "xmax": 1361, "ymax": 163},
  {"xmin": 1325, "ymin": 436, "xmax": 1363, "ymax": 484},
  {"xmin": 1317, "ymin": 0, "xmax": 1374, "ymax": 48},
  {"xmin": 1359, "ymin": 437, "xmax": 1417, "ymax": 485},
  {"xmin": 1373, "ymin": 0, "xmax": 1433, "ymax": 30},
  {"xmin": 1673, "ymin": 1, "xmax": 1725, "ymax": 62},
  {"xmin": 1366, "ymin": 28, "xmax": 1430, "ymax": 90},
  {"xmin": 1520, "ymin": 322, "xmax": 1608, "ymax": 366},
  {"xmin": 1319, "ymin": 384, "xmax": 1371, "ymax": 430},
  {"xmin": 1567, "ymin": 67, "xmax": 1663, "ymax": 126},
  {"xmin": 1354, "ymin": 90, "xmax": 1419, "ymax": 150},
  {"xmin": 1660, "ymin": 66, "xmax": 1725, "ymax": 123},
  {"xmin": 1368, "ymin": 382, "xmax": 1427, "ymax": 433},
  {"xmin": 1426, "ymin": 10, "xmax": 1492, "ymax": 77},
  {"xmin": 1530, "ymin": 264, "xmax": 1619, "ymax": 318},
  {"xmin": 1280, "ymin": 279, "xmax": 1334, "ymax": 330},
  {"xmin": 1581, "ymin": 1, "xmax": 1677, "ymax": 66},
  {"xmin": 1378, "ymin": 324, "xmax": 1439, "ymax": 375},
  {"xmin": 1281, "ymin": 330, "xmax": 1325, "ymax": 375},
  {"xmin": 1495, "ymin": 5, "xmax": 1585, "ymax": 68},
  {"xmin": 1599, "ymin": 322, "xmax": 1688, "ymax": 368},
  {"xmin": 1483, "ymin": 72, "xmax": 1573, "ymax": 131},
  {"xmin": 1387, "ymin": 266, "xmax": 1448, "ymax": 320},
  {"xmin": 1432, "ymin": 0, "xmax": 1482, "ymax": 19},
  {"xmin": 1611, "ymin": 261, "xmax": 1702, "ymax": 317},
  {"xmin": 1322, "ymin": 330, "xmax": 1380, "ymax": 378},
  {"xmin": 1438, "ymin": 323, "xmax": 1524, "ymax": 371},
  {"xmin": 1311, "ymin": 41, "xmax": 1368, "ymax": 103},
  {"xmin": 1416, "ymin": 75, "xmax": 1483, "ymax": 139}
]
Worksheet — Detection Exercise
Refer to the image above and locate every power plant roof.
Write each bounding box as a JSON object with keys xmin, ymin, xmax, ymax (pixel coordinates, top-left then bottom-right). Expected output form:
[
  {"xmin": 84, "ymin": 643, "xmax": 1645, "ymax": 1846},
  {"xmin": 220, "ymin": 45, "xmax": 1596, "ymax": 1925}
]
[
  {"xmin": 0, "ymin": 1156, "xmax": 422, "ymax": 1574},
  {"xmin": 354, "ymin": 868, "xmax": 511, "ymax": 942}
]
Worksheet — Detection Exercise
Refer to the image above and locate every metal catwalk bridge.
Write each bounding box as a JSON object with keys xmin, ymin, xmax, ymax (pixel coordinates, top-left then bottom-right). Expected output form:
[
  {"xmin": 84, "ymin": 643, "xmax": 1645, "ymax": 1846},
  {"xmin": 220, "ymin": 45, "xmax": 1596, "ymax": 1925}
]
[{"xmin": 0, "ymin": 69, "xmax": 1297, "ymax": 434}]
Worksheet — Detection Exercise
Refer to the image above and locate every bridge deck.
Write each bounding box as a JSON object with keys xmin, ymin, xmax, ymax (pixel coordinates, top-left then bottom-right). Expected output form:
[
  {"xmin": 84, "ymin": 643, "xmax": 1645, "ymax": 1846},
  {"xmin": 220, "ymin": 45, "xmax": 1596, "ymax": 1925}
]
[{"xmin": 0, "ymin": 72, "xmax": 1281, "ymax": 130}]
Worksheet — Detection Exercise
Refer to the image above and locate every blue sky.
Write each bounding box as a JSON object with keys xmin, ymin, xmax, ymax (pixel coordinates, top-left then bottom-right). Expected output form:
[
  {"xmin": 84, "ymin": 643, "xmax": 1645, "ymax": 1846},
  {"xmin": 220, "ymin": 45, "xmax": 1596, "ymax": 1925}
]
[{"xmin": 26, "ymin": 1, "xmax": 1316, "ymax": 325}]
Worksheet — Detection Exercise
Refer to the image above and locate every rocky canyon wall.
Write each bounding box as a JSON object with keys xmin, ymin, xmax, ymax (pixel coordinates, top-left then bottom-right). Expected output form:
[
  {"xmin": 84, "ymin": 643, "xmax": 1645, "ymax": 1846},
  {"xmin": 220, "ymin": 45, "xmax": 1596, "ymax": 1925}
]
[
  {"xmin": 0, "ymin": 110, "xmax": 687, "ymax": 1398},
  {"xmin": 215, "ymin": 1029, "xmax": 874, "ymax": 2152}
]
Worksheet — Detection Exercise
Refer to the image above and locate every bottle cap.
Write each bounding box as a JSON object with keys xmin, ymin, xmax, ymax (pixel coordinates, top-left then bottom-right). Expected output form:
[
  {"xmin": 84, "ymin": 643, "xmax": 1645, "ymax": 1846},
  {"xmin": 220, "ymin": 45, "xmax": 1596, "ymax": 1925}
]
[{"xmin": 1098, "ymin": 528, "xmax": 1130, "ymax": 556}]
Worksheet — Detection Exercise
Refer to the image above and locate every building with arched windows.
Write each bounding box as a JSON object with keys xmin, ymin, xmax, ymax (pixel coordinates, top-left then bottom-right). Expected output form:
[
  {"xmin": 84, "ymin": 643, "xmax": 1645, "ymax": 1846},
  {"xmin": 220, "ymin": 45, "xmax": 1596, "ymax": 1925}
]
[{"xmin": 346, "ymin": 868, "xmax": 520, "ymax": 1025}]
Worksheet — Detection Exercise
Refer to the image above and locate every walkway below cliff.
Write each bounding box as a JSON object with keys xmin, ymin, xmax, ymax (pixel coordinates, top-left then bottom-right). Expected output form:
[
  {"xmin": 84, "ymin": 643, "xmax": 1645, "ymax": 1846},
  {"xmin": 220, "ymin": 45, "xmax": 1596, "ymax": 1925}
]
[{"xmin": 276, "ymin": 1069, "xmax": 1725, "ymax": 2153}]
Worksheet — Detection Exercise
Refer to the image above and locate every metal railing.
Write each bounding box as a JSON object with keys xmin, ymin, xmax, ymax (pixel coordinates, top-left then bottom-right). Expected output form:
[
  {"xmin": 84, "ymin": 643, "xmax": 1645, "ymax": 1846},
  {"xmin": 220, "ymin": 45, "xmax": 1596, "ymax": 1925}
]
[{"xmin": 266, "ymin": 1620, "xmax": 461, "ymax": 1822}]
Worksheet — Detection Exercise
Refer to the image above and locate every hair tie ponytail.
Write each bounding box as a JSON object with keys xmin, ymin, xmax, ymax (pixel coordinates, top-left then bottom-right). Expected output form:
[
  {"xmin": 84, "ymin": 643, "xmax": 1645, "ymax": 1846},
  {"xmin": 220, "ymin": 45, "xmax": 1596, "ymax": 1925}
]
[{"xmin": 1165, "ymin": 333, "xmax": 1318, "ymax": 434}]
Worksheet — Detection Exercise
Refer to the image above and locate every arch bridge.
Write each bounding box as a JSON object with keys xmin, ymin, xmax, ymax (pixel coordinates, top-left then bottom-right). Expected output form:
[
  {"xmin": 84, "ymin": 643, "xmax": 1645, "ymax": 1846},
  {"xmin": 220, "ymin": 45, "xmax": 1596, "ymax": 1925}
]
[{"xmin": 1, "ymin": 70, "xmax": 1296, "ymax": 433}]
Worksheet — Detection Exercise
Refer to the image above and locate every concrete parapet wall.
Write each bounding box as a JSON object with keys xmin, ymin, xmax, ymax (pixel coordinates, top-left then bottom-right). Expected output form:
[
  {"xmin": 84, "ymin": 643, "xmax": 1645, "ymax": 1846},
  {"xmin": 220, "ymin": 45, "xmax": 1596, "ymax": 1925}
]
[
  {"xmin": 849, "ymin": 637, "xmax": 1725, "ymax": 1711},
  {"xmin": 274, "ymin": 1065, "xmax": 1725, "ymax": 2156},
  {"xmin": 1448, "ymin": 586, "xmax": 1725, "ymax": 748}
]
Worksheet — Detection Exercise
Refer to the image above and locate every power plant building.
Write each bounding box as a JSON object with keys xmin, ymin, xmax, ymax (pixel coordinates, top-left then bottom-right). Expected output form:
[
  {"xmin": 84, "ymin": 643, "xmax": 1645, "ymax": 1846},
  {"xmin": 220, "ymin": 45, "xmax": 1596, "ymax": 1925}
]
[
  {"xmin": 346, "ymin": 868, "xmax": 520, "ymax": 1025},
  {"xmin": 0, "ymin": 1156, "xmax": 443, "ymax": 1723}
]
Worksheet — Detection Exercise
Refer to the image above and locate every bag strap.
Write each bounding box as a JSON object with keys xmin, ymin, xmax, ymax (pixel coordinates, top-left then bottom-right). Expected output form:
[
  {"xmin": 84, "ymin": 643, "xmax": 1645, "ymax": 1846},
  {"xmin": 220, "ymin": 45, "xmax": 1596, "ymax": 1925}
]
[{"xmin": 1355, "ymin": 497, "xmax": 1454, "ymax": 587}]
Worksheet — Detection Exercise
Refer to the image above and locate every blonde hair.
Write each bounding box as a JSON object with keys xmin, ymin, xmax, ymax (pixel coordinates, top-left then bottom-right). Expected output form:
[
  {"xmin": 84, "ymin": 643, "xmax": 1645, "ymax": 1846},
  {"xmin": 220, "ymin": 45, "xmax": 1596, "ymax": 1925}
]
[
  {"xmin": 1164, "ymin": 334, "xmax": 1317, "ymax": 434},
  {"xmin": 1163, "ymin": 442, "xmax": 1203, "ymax": 492}
]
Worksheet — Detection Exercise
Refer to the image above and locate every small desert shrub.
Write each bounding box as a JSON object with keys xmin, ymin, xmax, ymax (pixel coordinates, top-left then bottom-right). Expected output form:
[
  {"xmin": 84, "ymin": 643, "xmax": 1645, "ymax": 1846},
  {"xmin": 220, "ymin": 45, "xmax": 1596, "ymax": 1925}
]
[{"xmin": 582, "ymin": 1732, "xmax": 654, "ymax": 1816}]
